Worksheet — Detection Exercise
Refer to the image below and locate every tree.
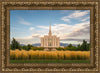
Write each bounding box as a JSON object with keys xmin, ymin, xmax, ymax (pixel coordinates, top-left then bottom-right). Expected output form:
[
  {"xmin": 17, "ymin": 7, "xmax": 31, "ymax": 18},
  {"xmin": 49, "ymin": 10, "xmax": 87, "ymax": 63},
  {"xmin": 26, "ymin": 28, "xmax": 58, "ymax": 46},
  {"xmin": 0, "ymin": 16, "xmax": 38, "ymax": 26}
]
[
  {"xmin": 10, "ymin": 38, "xmax": 21, "ymax": 50},
  {"xmin": 64, "ymin": 46, "xmax": 70, "ymax": 50},
  {"xmin": 87, "ymin": 43, "xmax": 90, "ymax": 51},
  {"xmin": 27, "ymin": 44, "xmax": 33, "ymax": 51},
  {"xmin": 37, "ymin": 47, "xmax": 44, "ymax": 50},
  {"xmin": 31, "ymin": 47, "xmax": 44, "ymax": 51},
  {"xmin": 77, "ymin": 44, "xmax": 81, "ymax": 51},
  {"xmin": 56, "ymin": 47, "xmax": 64, "ymax": 51},
  {"xmin": 22, "ymin": 46, "xmax": 28, "ymax": 50},
  {"xmin": 68, "ymin": 44, "xmax": 72, "ymax": 47},
  {"xmin": 63, "ymin": 40, "xmax": 90, "ymax": 51},
  {"xmin": 81, "ymin": 40, "xmax": 90, "ymax": 51}
]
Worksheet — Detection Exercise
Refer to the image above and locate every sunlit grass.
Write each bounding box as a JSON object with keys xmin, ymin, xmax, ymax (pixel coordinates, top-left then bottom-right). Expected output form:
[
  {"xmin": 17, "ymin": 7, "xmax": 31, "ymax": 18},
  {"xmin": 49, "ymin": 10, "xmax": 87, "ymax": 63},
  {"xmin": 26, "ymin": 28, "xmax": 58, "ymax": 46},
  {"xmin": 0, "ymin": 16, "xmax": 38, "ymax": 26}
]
[{"xmin": 10, "ymin": 49, "xmax": 90, "ymax": 60}]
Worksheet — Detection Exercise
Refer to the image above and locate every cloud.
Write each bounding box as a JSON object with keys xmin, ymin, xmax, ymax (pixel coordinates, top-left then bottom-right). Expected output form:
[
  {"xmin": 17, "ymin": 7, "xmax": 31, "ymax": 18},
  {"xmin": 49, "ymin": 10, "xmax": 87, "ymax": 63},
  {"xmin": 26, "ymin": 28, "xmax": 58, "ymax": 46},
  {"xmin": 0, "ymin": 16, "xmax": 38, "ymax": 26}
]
[
  {"xmin": 68, "ymin": 10, "xmax": 89, "ymax": 18},
  {"xmin": 38, "ymin": 21, "xmax": 89, "ymax": 35},
  {"xmin": 67, "ymin": 24, "xmax": 90, "ymax": 37},
  {"xmin": 29, "ymin": 27, "xmax": 34, "ymax": 31},
  {"xmin": 81, "ymin": 17, "xmax": 90, "ymax": 21},
  {"xmin": 37, "ymin": 26, "xmax": 48, "ymax": 29},
  {"xmin": 18, "ymin": 17, "xmax": 32, "ymax": 25},
  {"xmin": 62, "ymin": 24, "xmax": 90, "ymax": 41},
  {"xmin": 11, "ymin": 10, "xmax": 90, "ymax": 45},
  {"xmin": 15, "ymin": 34, "xmax": 41, "ymax": 40},
  {"xmin": 61, "ymin": 17, "xmax": 70, "ymax": 22},
  {"xmin": 38, "ymin": 24, "xmax": 72, "ymax": 32},
  {"xmin": 60, "ymin": 21, "xmax": 90, "ymax": 37},
  {"xmin": 13, "ymin": 34, "xmax": 41, "ymax": 45},
  {"xmin": 32, "ymin": 34, "xmax": 40, "ymax": 38},
  {"xmin": 61, "ymin": 10, "xmax": 90, "ymax": 22},
  {"xmin": 37, "ymin": 21, "xmax": 90, "ymax": 44},
  {"xmin": 12, "ymin": 20, "xmax": 90, "ymax": 45},
  {"xmin": 61, "ymin": 39, "xmax": 90, "ymax": 42}
]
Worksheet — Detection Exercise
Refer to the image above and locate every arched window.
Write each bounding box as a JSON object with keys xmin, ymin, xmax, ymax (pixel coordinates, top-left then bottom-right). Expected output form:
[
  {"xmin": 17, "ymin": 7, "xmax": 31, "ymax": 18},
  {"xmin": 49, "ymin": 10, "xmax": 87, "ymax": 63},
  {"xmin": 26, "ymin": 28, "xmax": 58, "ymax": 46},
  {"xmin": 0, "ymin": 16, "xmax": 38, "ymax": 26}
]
[
  {"xmin": 49, "ymin": 39, "xmax": 51, "ymax": 42},
  {"xmin": 49, "ymin": 43, "xmax": 51, "ymax": 46}
]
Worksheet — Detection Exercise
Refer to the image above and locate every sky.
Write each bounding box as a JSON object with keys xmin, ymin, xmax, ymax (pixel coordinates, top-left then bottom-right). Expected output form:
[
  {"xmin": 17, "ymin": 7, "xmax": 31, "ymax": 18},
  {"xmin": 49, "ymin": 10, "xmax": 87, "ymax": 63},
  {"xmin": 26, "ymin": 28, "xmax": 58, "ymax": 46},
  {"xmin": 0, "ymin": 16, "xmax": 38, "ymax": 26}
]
[{"xmin": 10, "ymin": 10, "xmax": 90, "ymax": 45}]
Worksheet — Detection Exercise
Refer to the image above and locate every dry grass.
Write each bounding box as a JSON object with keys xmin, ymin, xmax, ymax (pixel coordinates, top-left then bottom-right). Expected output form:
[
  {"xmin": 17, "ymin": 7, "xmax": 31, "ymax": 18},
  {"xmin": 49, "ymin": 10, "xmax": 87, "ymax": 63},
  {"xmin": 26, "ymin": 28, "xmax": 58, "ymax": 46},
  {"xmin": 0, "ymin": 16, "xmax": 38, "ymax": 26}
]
[{"xmin": 10, "ymin": 50, "xmax": 90, "ymax": 60}]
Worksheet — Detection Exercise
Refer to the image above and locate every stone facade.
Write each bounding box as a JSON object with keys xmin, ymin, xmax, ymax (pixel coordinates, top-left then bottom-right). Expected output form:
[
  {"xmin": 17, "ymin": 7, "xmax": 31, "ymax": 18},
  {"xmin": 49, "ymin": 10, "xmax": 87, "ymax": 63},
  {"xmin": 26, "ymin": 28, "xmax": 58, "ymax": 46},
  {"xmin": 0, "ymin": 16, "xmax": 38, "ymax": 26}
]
[{"xmin": 41, "ymin": 24, "xmax": 60, "ymax": 51}]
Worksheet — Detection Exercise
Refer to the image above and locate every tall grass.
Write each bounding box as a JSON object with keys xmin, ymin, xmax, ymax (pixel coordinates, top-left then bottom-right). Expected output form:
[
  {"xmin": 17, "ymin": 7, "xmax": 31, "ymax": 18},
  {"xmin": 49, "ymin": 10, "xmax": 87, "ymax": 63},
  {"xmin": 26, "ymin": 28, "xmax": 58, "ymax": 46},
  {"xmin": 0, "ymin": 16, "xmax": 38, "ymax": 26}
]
[{"xmin": 10, "ymin": 50, "xmax": 90, "ymax": 60}]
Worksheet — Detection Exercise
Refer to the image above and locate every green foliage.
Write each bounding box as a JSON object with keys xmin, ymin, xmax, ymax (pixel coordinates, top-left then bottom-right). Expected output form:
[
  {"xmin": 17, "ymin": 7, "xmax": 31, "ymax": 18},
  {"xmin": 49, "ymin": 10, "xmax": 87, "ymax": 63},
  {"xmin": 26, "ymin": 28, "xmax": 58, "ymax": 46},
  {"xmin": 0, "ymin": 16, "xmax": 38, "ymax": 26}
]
[
  {"xmin": 21, "ymin": 44, "xmax": 33, "ymax": 51},
  {"xmin": 80, "ymin": 40, "xmax": 90, "ymax": 51},
  {"xmin": 56, "ymin": 47, "xmax": 64, "ymax": 51},
  {"xmin": 10, "ymin": 37, "xmax": 44, "ymax": 51},
  {"xmin": 10, "ymin": 38, "xmax": 90, "ymax": 51},
  {"xmin": 77, "ymin": 44, "xmax": 81, "ymax": 51},
  {"xmin": 22, "ymin": 46, "xmax": 28, "ymax": 50},
  {"xmin": 56, "ymin": 40, "xmax": 90, "ymax": 51},
  {"xmin": 27, "ymin": 44, "xmax": 33, "ymax": 51},
  {"xmin": 31, "ymin": 47, "xmax": 44, "ymax": 51},
  {"xmin": 64, "ymin": 46, "xmax": 77, "ymax": 51},
  {"xmin": 68, "ymin": 44, "xmax": 73, "ymax": 47},
  {"xmin": 10, "ymin": 38, "xmax": 21, "ymax": 50}
]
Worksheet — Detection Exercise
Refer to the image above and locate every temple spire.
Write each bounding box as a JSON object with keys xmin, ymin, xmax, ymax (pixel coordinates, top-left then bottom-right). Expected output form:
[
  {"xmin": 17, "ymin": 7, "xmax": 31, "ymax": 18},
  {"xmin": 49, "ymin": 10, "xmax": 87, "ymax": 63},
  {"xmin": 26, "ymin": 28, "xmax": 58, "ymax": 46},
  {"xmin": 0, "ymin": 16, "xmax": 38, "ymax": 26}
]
[{"xmin": 49, "ymin": 22, "xmax": 52, "ymax": 36}]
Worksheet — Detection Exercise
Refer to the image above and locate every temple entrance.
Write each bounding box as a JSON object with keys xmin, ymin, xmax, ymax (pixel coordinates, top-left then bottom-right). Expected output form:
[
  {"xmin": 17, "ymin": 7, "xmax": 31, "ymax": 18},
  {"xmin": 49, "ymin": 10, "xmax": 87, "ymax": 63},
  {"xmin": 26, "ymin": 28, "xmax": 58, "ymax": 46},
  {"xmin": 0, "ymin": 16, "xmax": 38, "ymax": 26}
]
[
  {"xmin": 44, "ymin": 47, "xmax": 57, "ymax": 51},
  {"xmin": 48, "ymin": 48, "xmax": 52, "ymax": 51}
]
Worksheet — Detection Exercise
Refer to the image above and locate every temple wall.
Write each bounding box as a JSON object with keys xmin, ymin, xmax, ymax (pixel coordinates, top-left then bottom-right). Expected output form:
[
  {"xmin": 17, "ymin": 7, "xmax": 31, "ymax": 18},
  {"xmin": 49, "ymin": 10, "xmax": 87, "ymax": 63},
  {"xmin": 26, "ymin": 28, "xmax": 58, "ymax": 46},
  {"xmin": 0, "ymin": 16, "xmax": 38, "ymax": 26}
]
[{"xmin": 41, "ymin": 36, "xmax": 60, "ymax": 47}]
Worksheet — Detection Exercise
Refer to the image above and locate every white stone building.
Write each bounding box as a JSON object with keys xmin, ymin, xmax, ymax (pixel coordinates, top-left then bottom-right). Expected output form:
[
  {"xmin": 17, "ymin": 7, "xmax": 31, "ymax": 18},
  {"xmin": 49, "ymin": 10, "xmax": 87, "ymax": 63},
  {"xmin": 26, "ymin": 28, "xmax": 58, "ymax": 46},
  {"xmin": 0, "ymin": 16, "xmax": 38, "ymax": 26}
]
[{"xmin": 41, "ymin": 24, "xmax": 60, "ymax": 51}]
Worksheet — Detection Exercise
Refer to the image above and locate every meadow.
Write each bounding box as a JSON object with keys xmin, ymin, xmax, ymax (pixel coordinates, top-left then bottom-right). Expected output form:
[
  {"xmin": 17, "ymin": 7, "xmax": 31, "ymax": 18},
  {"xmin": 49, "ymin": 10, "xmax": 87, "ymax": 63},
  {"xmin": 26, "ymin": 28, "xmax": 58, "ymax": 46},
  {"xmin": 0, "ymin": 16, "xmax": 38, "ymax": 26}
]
[{"xmin": 10, "ymin": 49, "xmax": 90, "ymax": 60}]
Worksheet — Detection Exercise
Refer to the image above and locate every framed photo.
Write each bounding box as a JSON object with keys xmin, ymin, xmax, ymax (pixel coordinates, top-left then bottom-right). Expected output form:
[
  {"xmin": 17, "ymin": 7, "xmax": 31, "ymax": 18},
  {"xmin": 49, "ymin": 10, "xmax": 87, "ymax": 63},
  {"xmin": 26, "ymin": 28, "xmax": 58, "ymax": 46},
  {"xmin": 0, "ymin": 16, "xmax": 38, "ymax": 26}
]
[{"xmin": 0, "ymin": 0, "xmax": 100, "ymax": 73}]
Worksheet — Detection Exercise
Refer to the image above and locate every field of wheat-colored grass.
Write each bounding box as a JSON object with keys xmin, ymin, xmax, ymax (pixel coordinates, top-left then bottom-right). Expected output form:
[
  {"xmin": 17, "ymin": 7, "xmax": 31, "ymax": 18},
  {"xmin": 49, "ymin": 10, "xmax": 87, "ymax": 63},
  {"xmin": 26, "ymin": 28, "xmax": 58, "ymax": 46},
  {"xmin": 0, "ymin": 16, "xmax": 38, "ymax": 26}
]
[{"xmin": 10, "ymin": 49, "xmax": 90, "ymax": 60}]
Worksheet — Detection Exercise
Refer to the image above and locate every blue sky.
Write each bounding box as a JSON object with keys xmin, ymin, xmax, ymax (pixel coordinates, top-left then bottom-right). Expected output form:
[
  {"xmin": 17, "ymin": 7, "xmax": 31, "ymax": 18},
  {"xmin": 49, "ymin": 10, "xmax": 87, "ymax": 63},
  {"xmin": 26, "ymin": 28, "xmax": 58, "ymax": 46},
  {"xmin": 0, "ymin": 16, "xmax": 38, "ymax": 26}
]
[{"xmin": 10, "ymin": 10, "xmax": 90, "ymax": 45}]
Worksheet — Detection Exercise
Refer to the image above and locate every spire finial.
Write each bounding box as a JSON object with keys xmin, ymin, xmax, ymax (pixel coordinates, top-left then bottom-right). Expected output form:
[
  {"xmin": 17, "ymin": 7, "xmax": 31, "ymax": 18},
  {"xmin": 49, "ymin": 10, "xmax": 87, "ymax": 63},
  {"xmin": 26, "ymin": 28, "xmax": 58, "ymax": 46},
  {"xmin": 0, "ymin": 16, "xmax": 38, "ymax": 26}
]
[
  {"xmin": 50, "ymin": 22, "xmax": 51, "ymax": 25},
  {"xmin": 49, "ymin": 22, "xmax": 51, "ymax": 31},
  {"xmin": 49, "ymin": 22, "xmax": 52, "ymax": 36}
]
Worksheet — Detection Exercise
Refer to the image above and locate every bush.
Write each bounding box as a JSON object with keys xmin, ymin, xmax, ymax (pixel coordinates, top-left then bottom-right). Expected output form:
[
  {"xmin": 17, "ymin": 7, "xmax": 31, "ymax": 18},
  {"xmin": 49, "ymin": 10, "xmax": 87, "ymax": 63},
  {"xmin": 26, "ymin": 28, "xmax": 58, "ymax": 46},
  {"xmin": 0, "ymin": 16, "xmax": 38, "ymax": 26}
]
[
  {"xmin": 56, "ymin": 47, "xmax": 64, "ymax": 51},
  {"xmin": 31, "ymin": 47, "xmax": 44, "ymax": 51}
]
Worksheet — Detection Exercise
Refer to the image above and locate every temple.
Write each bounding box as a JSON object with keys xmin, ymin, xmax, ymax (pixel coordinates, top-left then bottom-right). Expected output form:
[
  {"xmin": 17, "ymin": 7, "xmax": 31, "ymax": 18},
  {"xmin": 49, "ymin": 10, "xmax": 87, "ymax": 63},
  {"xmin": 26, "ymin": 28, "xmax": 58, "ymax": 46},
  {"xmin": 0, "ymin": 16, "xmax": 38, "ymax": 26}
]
[{"xmin": 41, "ymin": 23, "xmax": 60, "ymax": 51}]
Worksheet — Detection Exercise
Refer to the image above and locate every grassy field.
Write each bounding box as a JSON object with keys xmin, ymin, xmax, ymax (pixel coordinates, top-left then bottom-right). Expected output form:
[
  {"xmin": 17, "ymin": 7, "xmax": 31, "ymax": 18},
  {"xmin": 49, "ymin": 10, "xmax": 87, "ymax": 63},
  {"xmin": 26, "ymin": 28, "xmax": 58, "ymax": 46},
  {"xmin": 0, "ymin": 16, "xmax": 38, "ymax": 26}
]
[
  {"xmin": 10, "ymin": 50, "xmax": 90, "ymax": 60},
  {"xmin": 10, "ymin": 50, "xmax": 90, "ymax": 63},
  {"xmin": 10, "ymin": 60, "xmax": 90, "ymax": 63}
]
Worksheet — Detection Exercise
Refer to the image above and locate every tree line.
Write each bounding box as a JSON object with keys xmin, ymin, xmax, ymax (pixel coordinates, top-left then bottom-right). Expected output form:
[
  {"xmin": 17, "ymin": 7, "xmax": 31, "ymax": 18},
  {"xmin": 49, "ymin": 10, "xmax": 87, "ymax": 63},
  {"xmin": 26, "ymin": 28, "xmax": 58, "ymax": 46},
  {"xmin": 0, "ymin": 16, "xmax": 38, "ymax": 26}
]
[
  {"xmin": 10, "ymin": 38, "xmax": 90, "ymax": 51},
  {"xmin": 10, "ymin": 38, "xmax": 44, "ymax": 51},
  {"xmin": 56, "ymin": 40, "xmax": 90, "ymax": 51}
]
